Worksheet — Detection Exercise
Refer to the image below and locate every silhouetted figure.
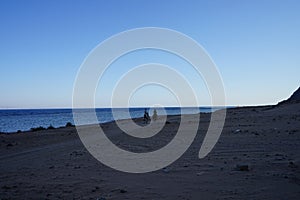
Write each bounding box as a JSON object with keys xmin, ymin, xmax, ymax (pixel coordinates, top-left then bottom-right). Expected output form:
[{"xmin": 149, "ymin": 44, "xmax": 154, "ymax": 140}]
[
  {"xmin": 143, "ymin": 109, "xmax": 150, "ymax": 124},
  {"xmin": 152, "ymin": 109, "xmax": 158, "ymax": 121}
]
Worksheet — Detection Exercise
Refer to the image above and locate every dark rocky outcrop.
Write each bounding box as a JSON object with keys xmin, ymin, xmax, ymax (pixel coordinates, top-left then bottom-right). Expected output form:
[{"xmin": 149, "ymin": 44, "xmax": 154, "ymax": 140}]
[{"xmin": 278, "ymin": 87, "xmax": 300, "ymax": 105}]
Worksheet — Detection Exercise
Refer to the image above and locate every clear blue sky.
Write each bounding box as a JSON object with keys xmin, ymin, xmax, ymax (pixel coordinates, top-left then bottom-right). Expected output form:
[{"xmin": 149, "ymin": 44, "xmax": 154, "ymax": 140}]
[{"xmin": 0, "ymin": 0, "xmax": 299, "ymax": 108}]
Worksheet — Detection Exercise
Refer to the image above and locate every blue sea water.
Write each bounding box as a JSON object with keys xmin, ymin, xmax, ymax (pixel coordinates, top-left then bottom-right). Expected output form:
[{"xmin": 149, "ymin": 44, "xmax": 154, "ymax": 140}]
[{"xmin": 0, "ymin": 107, "xmax": 222, "ymax": 133}]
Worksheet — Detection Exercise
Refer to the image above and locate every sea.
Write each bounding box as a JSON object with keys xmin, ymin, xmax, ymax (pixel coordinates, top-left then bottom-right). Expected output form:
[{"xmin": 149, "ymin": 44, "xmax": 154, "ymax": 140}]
[{"xmin": 0, "ymin": 107, "xmax": 223, "ymax": 133}]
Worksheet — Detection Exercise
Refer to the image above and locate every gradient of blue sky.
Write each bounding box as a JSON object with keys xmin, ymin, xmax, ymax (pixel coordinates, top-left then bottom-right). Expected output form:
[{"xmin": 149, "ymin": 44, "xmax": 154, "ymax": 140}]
[{"xmin": 0, "ymin": 0, "xmax": 299, "ymax": 108}]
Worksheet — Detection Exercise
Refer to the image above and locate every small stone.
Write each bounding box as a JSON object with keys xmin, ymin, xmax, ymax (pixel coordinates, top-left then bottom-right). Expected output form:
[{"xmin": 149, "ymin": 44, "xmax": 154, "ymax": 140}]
[
  {"xmin": 162, "ymin": 167, "xmax": 170, "ymax": 173},
  {"xmin": 120, "ymin": 189, "xmax": 127, "ymax": 193},
  {"xmin": 236, "ymin": 164, "xmax": 249, "ymax": 171},
  {"xmin": 234, "ymin": 129, "xmax": 241, "ymax": 134},
  {"xmin": 288, "ymin": 161, "xmax": 298, "ymax": 168},
  {"xmin": 197, "ymin": 172, "xmax": 205, "ymax": 176},
  {"xmin": 2, "ymin": 185, "xmax": 11, "ymax": 189}
]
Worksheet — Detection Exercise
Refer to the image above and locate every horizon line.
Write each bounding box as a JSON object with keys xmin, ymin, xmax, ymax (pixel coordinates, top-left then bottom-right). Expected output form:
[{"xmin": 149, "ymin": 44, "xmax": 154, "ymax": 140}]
[{"xmin": 0, "ymin": 103, "xmax": 277, "ymax": 110}]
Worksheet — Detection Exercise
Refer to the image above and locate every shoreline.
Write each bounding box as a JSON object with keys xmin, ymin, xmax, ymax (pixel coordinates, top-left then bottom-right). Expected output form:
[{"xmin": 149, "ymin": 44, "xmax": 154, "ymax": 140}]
[
  {"xmin": 0, "ymin": 106, "xmax": 220, "ymax": 134},
  {"xmin": 0, "ymin": 108, "xmax": 216, "ymax": 135},
  {"xmin": 3, "ymin": 105, "xmax": 279, "ymax": 135}
]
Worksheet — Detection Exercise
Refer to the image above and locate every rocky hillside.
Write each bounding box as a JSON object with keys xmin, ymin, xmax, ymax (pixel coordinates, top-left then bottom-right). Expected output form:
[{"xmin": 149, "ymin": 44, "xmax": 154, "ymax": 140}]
[{"xmin": 278, "ymin": 87, "xmax": 300, "ymax": 105}]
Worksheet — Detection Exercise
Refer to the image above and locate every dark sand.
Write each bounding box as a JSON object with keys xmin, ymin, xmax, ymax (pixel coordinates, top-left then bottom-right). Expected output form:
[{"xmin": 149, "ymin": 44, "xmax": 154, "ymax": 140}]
[{"xmin": 1, "ymin": 102, "xmax": 300, "ymax": 199}]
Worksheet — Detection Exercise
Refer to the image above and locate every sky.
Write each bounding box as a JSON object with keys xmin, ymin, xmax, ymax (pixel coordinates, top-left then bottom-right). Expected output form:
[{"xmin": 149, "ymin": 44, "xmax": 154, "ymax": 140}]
[{"xmin": 0, "ymin": 0, "xmax": 299, "ymax": 108}]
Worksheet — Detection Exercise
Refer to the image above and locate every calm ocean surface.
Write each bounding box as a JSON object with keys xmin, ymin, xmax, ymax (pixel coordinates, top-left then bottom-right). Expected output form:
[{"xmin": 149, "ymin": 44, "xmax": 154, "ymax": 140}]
[{"xmin": 0, "ymin": 107, "xmax": 223, "ymax": 133}]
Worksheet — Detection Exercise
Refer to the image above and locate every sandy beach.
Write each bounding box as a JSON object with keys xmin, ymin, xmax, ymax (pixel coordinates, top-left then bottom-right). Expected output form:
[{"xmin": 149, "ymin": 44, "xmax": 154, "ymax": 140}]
[{"xmin": 1, "ymin": 99, "xmax": 300, "ymax": 199}]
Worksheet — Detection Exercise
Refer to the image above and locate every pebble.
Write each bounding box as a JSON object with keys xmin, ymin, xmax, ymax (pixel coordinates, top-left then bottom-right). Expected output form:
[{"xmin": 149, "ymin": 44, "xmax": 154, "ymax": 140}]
[
  {"xmin": 197, "ymin": 172, "xmax": 205, "ymax": 176},
  {"xmin": 235, "ymin": 164, "xmax": 249, "ymax": 171},
  {"xmin": 120, "ymin": 189, "xmax": 127, "ymax": 193},
  {"xmin": 162, "ymin": 167, "xmax": 170, "ymax": 173}
]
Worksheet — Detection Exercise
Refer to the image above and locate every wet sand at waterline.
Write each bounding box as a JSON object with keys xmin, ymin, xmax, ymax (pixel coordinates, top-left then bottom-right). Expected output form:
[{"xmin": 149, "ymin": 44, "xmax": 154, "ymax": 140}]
[{"xmin": 1, "ymin": 102, "xmax": 300, "ymax": 199}]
